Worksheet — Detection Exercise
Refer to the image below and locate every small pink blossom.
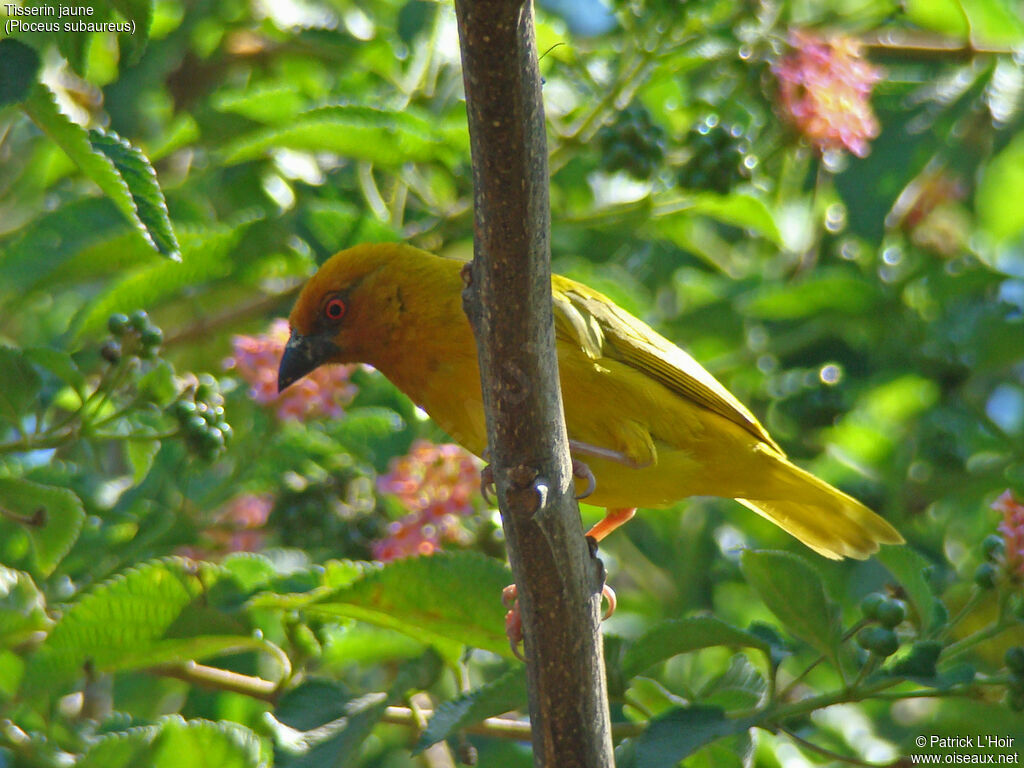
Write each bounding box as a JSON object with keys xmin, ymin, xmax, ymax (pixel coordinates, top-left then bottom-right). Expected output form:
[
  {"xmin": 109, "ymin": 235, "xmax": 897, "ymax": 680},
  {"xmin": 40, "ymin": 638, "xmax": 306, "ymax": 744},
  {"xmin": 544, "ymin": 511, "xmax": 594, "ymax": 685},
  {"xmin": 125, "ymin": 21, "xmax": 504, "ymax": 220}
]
[
  {"xmin": 225, "ymin": 319, "xmax": 356, "ymax": 420},
  {"xmin": 372, "ymin": 440, "xmax": 483, "ymax": 562},
  {"xmin": 992, "ymin": 490, "xmax": 1024, "ymax": 577},
  {"xmin": 774, "ymin": 31, "xmax": 882, "ymax": 158}
]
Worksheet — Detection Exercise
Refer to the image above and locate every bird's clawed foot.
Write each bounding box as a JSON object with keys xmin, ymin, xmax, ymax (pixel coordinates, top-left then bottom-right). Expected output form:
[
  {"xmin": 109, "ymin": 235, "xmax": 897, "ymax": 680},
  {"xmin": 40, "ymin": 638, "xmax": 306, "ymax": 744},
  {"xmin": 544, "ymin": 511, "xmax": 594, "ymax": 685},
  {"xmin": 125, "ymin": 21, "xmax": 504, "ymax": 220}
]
[
  {"xmin": 572, "ymin": 457, "xmax": 596, "ymax": 500},
  {"xmin": 480, "ymin": 465, "xmax": 496, "ymax": 506},
  {"xmin": 502, "ymin": 582, "xmax": 617, "ymax": 660}
]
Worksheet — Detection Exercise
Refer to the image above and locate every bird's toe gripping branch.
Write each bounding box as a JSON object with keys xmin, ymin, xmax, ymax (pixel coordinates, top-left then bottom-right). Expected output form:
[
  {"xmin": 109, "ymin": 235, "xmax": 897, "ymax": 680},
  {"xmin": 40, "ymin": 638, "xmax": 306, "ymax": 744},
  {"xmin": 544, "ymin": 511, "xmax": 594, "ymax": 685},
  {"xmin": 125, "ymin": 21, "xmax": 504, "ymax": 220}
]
[{"xmin": 502, "ymin": 582, "xmax": 617, "ymax": 660}]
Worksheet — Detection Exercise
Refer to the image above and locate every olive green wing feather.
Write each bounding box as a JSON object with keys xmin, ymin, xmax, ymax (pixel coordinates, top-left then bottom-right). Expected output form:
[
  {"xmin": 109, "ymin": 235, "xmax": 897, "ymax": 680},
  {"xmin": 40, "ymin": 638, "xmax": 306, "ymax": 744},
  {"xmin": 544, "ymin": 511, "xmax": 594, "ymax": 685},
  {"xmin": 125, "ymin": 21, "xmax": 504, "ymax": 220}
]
[{"xmin": 552, "ymin": 276, "xmax": 782, "ymax": 453}]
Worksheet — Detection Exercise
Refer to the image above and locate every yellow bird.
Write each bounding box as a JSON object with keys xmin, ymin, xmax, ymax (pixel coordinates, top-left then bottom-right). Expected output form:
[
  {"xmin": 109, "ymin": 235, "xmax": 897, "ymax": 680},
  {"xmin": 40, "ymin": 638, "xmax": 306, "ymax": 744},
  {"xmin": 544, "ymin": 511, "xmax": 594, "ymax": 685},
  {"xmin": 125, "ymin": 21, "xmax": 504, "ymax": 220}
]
[{"xmin": 278, "ymin": 242, "xmax": 902, "ymax": 559}]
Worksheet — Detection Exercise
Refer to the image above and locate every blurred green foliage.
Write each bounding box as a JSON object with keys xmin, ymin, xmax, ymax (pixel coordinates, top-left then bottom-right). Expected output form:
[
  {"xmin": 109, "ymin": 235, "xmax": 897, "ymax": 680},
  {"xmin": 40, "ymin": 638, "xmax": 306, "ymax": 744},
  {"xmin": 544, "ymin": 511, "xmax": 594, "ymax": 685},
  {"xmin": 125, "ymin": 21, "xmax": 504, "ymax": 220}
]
[{"xmin": 1, "ymin": 0, "xmax": 1024, "ymax": 765}]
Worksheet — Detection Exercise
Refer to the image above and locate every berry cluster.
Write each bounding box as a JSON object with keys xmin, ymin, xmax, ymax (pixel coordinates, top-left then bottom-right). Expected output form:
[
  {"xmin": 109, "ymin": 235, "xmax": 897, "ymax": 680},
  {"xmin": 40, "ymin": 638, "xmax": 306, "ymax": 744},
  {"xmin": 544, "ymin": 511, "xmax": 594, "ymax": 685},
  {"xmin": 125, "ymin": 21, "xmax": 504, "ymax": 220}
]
[
  {"xmin": 102, "ymin": 310, "xmax": 163, "ymax": 364},
  {"xmin": 372, "ymin": 440, "xmax": 482, "ymax": 562},
  {"xmin": 856, "ymin": 592, "xmax": 906, "ymax": 657},
  {"xmin": 225, "ymin": 319, "xmax": 357, "ymax": 421},
  {"xmin": 677, "ymin": 114, "xmax": 756, "ymax": 194},
  {"xmin": 773, "ymin": 31, "xmax": 882, "ymax": 158},
  {"xmin": 179, "ymin": 493, "xmax": 273, "ymax": 559},
  {"xmin": 992, "ymin": 490, "xmax": 1024, "ymax": 578},
  {"xmin": 596, "ymin": 102, "xmax": 666, "ymax": 180},
  {"xmin": 169, "ymin": 373, "xmax": 232, "ymax": 461}
]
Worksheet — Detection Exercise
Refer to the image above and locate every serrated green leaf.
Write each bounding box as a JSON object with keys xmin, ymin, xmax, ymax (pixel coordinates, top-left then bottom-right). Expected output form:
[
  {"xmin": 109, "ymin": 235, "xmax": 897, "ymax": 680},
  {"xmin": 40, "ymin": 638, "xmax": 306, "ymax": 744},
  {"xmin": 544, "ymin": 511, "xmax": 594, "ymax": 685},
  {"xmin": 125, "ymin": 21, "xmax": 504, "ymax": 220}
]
[
  {"xmin": 88, "ymin": 129, "xmax": 179, "ymax": 258},
  {"xmin": 0, "ymin": 566, "xmax": 52, "ymax": 649},
  {"xmin": 0, "ymin": 39, "xmax": 41, "ymax": 107},
  {"xmin": 740, "ymin": 551, "xmax": 840, "ymax": 661},
  {"xmin": 78, "ymin": 717, "xmax": 264, "ymax": 768},
  {"xmin": 22, "ymin": 559, "xmax": 258, "ymax": 696},
  {"xmin": 0, "ymin": 347, "xmax": 41, "ymax": 425},
  {"xmin": 23, "ymin": 347, "xmax": 85, "ymax": 391},
  {"xmin": 302, "ymin": 552, "xmax": 513, "ymax": 659},
  {"xmin": 0, "ymin": 478, "xmax": 85, "ymax": 576},
  {"xmin": 220, "ymin": 105, "xmax": 464, "ymax": 167},
  {"xmin": 416, "ymin": 667, "xmax": 527, "ymax": 752},
  {"xmin": 877, "ymin": 547, "xmax": 937, "ymax": 630},
  {"xmin": 73, "ymin": 217, "xmax": 259, "ymax": 339},
  {"xmin": 622, "ymin": 617, "xmax": 770, "ymax": 679},
  {"xmin": 213, "ymin": 83, "xmax": 309, "ymax": 123},
  {"xmin": 22, "ymin": 85, "xmax": 179, "ymax": 259},
  {"xmin": 699, "ymin": 655, "xmax": 766, "ymax": 710},
  {"xmin": 633, "ymin": 706, "xmax": 756, "ymax": 768}
]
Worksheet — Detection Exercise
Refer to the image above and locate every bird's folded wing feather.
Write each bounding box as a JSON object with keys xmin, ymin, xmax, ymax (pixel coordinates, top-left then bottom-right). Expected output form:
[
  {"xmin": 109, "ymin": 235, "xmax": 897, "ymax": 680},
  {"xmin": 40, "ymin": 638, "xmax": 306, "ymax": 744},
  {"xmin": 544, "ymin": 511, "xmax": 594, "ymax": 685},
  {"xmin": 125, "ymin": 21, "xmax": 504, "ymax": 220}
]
[{"xmin": 552, "ymin": 279, "xmax": 782, "ymax": 454}]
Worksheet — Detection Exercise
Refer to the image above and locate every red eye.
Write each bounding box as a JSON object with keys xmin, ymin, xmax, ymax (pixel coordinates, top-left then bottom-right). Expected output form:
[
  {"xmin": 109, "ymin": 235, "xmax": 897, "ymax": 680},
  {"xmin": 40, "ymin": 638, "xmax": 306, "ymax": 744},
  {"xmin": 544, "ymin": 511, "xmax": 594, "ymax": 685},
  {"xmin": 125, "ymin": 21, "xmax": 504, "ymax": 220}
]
[{"xmin": 324, "ymin": 297, "xmax": 346, "ymax": 321}]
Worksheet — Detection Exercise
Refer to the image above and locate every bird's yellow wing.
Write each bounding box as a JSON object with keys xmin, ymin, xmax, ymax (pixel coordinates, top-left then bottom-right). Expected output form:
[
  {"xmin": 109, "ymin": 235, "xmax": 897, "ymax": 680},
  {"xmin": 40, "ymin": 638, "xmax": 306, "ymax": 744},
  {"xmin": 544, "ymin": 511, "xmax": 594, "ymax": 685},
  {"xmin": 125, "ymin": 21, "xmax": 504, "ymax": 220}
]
[{"xmin": 552, "ymin": 275, "xmax": 782, "ymax": 453}]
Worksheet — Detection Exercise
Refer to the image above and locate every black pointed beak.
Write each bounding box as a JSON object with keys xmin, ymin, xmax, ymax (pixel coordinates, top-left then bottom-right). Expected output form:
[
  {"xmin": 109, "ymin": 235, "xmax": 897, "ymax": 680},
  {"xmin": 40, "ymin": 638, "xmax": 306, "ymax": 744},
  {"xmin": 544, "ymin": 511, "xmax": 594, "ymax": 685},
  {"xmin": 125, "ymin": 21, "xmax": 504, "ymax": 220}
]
[{"xmin": 277, "ymin": 332, "xmax": 340, "ymax": 393}]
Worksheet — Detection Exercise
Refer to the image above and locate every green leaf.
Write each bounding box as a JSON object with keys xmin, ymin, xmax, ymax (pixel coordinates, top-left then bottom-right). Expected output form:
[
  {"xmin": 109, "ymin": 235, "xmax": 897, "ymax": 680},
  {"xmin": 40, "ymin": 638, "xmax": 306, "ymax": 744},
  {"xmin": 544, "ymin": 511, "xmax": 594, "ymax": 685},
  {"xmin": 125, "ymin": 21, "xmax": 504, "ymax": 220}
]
[
  {"xmin": 88, "ymin": 129, "xmax": 179, "ymax": 258},
  {"xmin": 0, "ymin": 566, "xmax": 53, "ymax": 649},
  {"xmin": 0, "ymin": 39, "xmax": 41, "ymax": 107},
  {"xmin": 73, "ymin": 217, "xmax": 259, "ymax": 339},
  {"xmin": 977, "ymin": 131, "xmax": 1024, "ymax": 243},
  {"xmin": 22, "ymin": 559, "xmax": 259, "ymax": 697},
  {"xmin": 622, "ymin": 617, "xmax": 770, "ymax": 679},
  {"xmin": 23, "ymin": 347, "xmax": 85, "ymax": 391},
  {"xmin": 108, "ymin": 0, "xmax": 154, "ymax": 64},
  {"xmin": 0, "ymin": 347, "xmax": 41, "ymax": 425},
  {"xmin": 903, "ymin": 0, "xmax": 970, "ymax": 37},
  {"xmin": 137, "ymin": 360, "xmax": 177, "ymax": 405},
  {"xmin": 213, "ymin": 83, "xmax": 309, "ymax": 124},
  {"xmin": 740, "ymin": 551, "xmax": 840, "ymax": 661},
  {"xmin": 876, "ymin": 547, "xmax": 937, "ymax": 630},
  {"xmin": 416, "ymin": 667, "xmax": 528, "ymax": 752},
  {"xmin": 299, "ymin": 552, "xmax": 514, "ymax": 659},
  {"xmin": 740, "ymin": 271, "xmax": 876, "ymax": 319},
  {"xmin": 688, "ymin": 193, "xmax": 783, "ymax": 246},
  {"xmin": 21, "ymin": 85, "xmax": 179, "ymax": 259},
  {"xmin": 78, "ymin": 717, "xmax": 264, "ymax": 768},
  {"xmin": 126, "ymin": 439, "xmax": 160, "ymax": 485},
  {"xmin": 220, "ymin": 105, "xmax": 465, "ymax": 167},
  {"xmin": 633, "ymin": 706, "xmax": 756, "ymax": 768},
  {"xmin": 0, "ymin": 478, "xmax": 85, "ymax": 576}
]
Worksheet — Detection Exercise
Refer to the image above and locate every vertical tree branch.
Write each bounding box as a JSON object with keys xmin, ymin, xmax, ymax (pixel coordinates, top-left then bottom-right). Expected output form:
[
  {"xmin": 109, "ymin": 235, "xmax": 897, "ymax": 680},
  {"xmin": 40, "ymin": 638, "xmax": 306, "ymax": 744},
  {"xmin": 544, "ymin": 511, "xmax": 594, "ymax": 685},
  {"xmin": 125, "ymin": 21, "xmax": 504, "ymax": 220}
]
[{"xmin": 453, "ymin": 1, "xmax": 614, "ymax": 766}]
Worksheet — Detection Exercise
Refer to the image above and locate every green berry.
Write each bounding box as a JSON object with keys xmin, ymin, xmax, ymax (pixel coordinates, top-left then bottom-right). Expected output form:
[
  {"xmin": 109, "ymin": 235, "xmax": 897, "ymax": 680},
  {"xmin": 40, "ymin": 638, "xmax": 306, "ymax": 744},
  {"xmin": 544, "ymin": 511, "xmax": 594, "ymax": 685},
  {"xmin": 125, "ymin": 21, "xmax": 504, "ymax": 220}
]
[
  {"xmin": 100, "ymin": 340, "xmax": 122, "ymax": 364},
  {"xmin": 974, "ymin": 562, "xmax": 998, "ymax": 589},
  {"xmin": 1006, "ymin": 647, "xmax": 1024, "ymax": 675},
  {"xmin": 857, "ymin": 626, "xmax": 899, "ymax": 657},
  {"xmin": 129, "ymin": 309, "xmax": 150, "ymax": 332},
  {"xmin": 860, "ymin": 592, "xmax": 887, "ymax": 620},
  {"xmin": 183, "ymin": 415, "xmax": 207, "ymax": 436},
  {"xmin": 198, "ymin": 428, "xmax": 225, "ymax": 453},
  {"xmin": 983, "ymin": 534, "xmax": 1006, "ymax": 560},
  {"xmin": 171, "ymin": 400, "xmax": 197, "ymax": 421},
  {"xmin": 215, "ymin": 421, "xmax": 233, "ymax": 444},
  {"xmin": 140, "ymin": 327, "xmax": 163, "ymax": 348},
  {"xmin": 107, "ymin": 313, "xmax": 130, "ymax": 336},
  {"xmin": 876, "ymin": 599, "xmax": 906, "ymax": 628}
]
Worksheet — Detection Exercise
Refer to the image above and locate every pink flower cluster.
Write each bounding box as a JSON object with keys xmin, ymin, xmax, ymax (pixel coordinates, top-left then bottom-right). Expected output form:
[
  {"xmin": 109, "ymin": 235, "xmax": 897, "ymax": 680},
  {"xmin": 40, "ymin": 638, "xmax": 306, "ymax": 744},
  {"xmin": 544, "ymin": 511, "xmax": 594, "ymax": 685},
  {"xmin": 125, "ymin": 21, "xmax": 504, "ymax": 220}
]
[
  {"xmin": 993, "ymin": 490, "xmax": 1024, "ymax": 578},
  {"xmin": 225, "ymin": 319, "xmax": 357, "ymax": 420},
  {"xmin": 774, "ymin": 31, "xmax": 882, "ymax": 158},
  {"xmin": 372, "ymin": 440, "xmax": 483, "ymax": 562}
]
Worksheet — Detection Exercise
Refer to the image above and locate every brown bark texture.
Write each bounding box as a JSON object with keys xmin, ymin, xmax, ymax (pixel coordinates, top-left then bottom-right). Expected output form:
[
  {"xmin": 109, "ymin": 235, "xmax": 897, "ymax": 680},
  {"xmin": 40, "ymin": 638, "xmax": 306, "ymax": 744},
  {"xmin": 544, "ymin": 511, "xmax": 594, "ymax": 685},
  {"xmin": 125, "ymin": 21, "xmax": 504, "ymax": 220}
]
[{"xmin": 452, "ymin": 1, "xmax": 615, "ymax": 766}]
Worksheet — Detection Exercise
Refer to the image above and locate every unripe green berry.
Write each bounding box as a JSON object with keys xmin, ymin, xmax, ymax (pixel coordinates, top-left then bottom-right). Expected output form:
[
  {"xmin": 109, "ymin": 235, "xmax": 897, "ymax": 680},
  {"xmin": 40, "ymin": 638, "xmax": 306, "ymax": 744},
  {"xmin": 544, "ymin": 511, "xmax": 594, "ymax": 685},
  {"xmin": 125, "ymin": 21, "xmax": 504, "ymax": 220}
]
[
  {"xmin": 183, "ymin": 415, "xmax": 207, "ymax": 436},
  {"xmin": 199, "ymin": 428, "xmax": 225, "ymax": 453},
  {"xmin": 140, "ymin": 327, "xmax": 163, "ymax": 348},
  {"xmin": 100, "ymin": 340, "xmax": 122, "ymax": 364},
  {"xmin": 1006, "ymin": 647, "xmax": 1024, "ymax": 675},
  {"xmin": 107, "ymin": 313, "xmax": 130, "ymax": 336},
  {"xmin": 215, "ymin": 421, "xmax": 233, "ymax": 444},
  {"xmin": 876, "ymin": 599, "xmax": 906, "ymax": 628},
  {"xmin": 171, "ymin": 400, "xmax": 197, "ymax": 421},
  {"xmin": 860, "ymin": 592, "xmax": 886, "ymax": 620},
  {"xmin": 974, "ymin": 562, "xmax": 998, "ymax": 589},
  {"xmin": 857, "ymin": 626, "xmax": 899, "ymax": 657},
  {"xmin": 129, "ymin": 309, "xmax": 150, "ymax": 332},
  {"xmin": 983, "ymin": 534, "xmax": 1006, "ymax": 560},
  {"xmin": 892, "ymin": 640, "xmax": 943, "ymax": 678}
]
